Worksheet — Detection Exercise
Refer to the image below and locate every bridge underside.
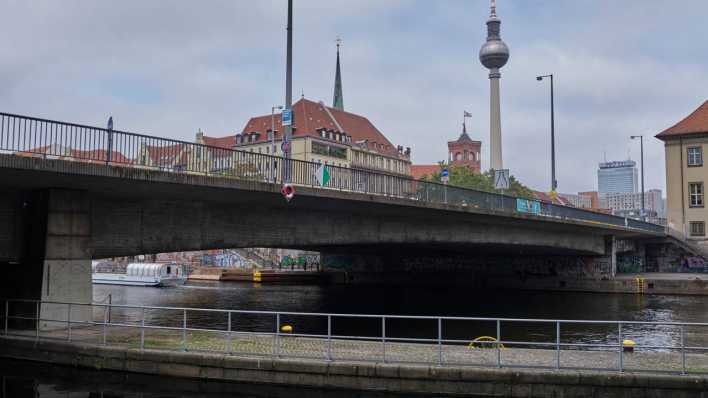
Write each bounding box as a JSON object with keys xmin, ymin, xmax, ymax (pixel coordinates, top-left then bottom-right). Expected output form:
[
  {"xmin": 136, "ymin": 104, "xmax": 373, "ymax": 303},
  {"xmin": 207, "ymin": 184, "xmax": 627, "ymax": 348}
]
[{"xmin": 0, "ymin": 155, "xmax": 659, "ymax": 311}]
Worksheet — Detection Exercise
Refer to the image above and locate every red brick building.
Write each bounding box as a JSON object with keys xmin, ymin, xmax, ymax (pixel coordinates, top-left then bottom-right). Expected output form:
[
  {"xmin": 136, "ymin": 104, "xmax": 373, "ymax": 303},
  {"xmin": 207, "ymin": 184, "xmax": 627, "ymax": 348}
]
[{"xmin": 411, "ymin": 123, "xmax": 482, "ymax": 180}]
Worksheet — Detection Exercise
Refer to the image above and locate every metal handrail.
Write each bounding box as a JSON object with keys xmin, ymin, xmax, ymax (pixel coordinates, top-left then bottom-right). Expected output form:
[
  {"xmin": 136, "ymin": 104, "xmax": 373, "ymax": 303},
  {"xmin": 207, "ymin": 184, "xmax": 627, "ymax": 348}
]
[
  {"xmin": 2, "ymin": 298, "xmax": 706, "ymax": 376},
  {"xmin": 0, "ymin": 111, "xmax": 665, "ymax": 234}
]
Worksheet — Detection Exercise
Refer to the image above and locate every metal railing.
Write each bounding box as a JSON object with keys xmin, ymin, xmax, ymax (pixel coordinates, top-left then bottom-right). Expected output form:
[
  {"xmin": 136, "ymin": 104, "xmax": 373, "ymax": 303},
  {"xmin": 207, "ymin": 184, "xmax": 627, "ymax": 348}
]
[
  {"xmin": 1, "ymin": 298, "xmax": 706, "ymax": 375},
  {"xmin": 0, "ymin": 111, "xmax": 665, "ymax": 234}
]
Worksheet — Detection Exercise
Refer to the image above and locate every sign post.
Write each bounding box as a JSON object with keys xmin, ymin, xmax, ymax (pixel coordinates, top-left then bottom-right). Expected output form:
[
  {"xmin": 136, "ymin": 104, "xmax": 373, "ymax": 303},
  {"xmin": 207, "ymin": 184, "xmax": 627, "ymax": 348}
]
[
  {"xmin": 494, "ymin": 169, "xmax": 509, "ymax": 191},
  {"xmin": 441, "ymin": 167, "xmax": 449, "ymax": 204}
]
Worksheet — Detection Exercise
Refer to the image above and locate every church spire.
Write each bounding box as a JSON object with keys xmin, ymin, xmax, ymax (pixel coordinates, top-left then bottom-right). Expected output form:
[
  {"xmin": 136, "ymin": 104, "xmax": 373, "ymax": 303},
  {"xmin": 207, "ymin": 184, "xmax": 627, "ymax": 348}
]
[{"xmin": 332, "ymin": 37, "xmax": 344, "ymax": 111}]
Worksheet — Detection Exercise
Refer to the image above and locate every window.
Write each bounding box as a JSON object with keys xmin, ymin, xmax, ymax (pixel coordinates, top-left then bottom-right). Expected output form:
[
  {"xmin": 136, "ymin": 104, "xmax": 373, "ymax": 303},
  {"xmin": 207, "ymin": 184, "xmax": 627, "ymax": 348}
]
[
  {"xmin": 688, "ymin": 147, "xmax": 703, "ymax": 167},
  {"xmin": 690, "ymin": 221, "xmax": 705, "ymax": 237},
  {"xmin": 689, "ymin": 182, "xmax": 704, "ymax": 207}
]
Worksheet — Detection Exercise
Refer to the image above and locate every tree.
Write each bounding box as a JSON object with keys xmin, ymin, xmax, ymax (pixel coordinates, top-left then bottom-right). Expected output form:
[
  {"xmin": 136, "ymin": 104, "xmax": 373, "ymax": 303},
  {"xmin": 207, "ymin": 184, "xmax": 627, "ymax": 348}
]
[{"xmin": 420, "ymin": 164, "xmax": 535, "ymax": 199}]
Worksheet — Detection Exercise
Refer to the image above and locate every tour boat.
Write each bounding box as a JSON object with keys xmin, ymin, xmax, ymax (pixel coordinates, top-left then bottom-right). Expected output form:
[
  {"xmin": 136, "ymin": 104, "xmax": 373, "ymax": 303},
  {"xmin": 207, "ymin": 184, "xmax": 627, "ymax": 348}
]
[{"xmin": 92, "ymin": 262, "xmax": 187, "ymax": 287}]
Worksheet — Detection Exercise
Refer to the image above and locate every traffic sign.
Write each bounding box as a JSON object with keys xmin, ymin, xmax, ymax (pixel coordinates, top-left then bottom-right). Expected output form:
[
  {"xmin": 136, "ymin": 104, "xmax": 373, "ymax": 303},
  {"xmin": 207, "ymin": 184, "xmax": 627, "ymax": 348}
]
[
  {"xmin": 282, "ymin": 109, "xmax": 292, "ymax": 126},
  {"xmin": 494, "ymin": 169, "xmax": 509, "ymax": 190},
  {"xmin": 441, "ymin": 168, "xmax": 449, "ymax": 184}
]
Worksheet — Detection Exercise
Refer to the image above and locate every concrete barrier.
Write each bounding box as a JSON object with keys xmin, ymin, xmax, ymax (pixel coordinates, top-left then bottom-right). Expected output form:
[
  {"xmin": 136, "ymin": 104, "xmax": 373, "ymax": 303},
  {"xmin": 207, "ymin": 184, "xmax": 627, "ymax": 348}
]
[{"xmin": 1, "ymin": 336, "xmax": 706, "ymax": 397}]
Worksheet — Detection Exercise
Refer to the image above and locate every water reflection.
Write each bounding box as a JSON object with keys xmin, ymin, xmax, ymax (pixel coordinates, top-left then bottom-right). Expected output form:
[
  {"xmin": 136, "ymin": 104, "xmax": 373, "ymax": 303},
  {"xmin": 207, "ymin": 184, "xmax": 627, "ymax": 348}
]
[{"xmin": 0, "ymin": 359, "xmax": 451, "ymax": 398}]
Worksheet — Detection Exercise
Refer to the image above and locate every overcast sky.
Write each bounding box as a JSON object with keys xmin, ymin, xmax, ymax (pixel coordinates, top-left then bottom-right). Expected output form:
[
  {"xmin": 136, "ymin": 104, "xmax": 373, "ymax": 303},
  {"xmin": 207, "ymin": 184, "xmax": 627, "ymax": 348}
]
[{"xmin": 1, "ymin": 0, "xmax": 706, "ymax": 194}]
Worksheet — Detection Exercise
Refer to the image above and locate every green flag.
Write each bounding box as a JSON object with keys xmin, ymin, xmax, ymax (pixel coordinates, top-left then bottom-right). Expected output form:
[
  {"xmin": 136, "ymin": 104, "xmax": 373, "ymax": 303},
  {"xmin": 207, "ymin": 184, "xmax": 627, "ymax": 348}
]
[{"xmin": 315, "ymin": 164, "xmax": 330, "ymax": 187}]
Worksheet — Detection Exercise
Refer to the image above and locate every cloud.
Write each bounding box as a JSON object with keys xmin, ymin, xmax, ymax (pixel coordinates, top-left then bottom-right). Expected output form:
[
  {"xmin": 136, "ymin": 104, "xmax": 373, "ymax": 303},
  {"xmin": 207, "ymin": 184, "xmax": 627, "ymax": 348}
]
[{"xmin": 1, "ymin": 0, "xmax": 706, "ymax": 196}]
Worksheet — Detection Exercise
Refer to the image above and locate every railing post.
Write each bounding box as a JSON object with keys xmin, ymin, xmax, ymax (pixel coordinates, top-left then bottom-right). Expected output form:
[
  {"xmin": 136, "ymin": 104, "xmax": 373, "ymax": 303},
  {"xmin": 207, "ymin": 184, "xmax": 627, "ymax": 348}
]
[
  {"xmin": 382, "ymin": 316, "xmax": 386, "ymax": 363},
  {"xmin": 555, "ymin": 321, "xmax": 560, "ymax": 369},
  {"xmin": 102, "ymin": 305, "xmax": 108, "ymax": 346},
  {"xmin": 4, "ymin": 300, "xmax": 8, "ymax": 336},
  {"xmin": 140, "ymin": 307, "xmax": 145, "ymax": 351},
  {"xmin": 35, "ymin": 301, "xmax": 40, "ymax": 343},
  {"xmin": 182, "ymin": 309, "xmax": 187, "ymax": 351},
  {"xmin": 681, "ymin": 325, "xmax": 686, "ymax": 375},
  {"xmin": 496, "ymin": 319, "xmax": 501, "ymax": 368},
  {"xmin": 437, "ymin": 317, "xmax": 443, "ymax": 366},
  {"xmin": 227, "ymin": 311, "xmax": 232, "ymax": 355},
  {"xmin": 275, "ymin": 313, "xmax": 280, "ymax": 357},
  {"xmin": 327, "ymin": 315, "xmax": 332, "ymax": 361},
  {"xmin": 618, "ymin": 322, "xmax": 623, "ymax": 372},
  {"xmin": 67, "ymin": 303, "xmax": 72, "ymax": 342}
]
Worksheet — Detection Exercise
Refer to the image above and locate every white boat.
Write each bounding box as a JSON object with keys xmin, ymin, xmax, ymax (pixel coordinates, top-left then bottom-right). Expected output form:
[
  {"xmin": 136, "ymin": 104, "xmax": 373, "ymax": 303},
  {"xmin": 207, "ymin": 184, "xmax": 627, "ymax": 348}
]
[{"xmin": 92, "ymin": 262, "xmax": 187, "ymax": 287}]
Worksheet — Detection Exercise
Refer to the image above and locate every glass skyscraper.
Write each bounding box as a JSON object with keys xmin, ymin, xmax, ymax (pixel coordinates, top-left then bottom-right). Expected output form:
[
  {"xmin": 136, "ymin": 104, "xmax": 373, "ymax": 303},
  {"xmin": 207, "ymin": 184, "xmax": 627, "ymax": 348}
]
[{"xmin": 598, "ymin": 160, "xmax": 638, "ymax": 194}]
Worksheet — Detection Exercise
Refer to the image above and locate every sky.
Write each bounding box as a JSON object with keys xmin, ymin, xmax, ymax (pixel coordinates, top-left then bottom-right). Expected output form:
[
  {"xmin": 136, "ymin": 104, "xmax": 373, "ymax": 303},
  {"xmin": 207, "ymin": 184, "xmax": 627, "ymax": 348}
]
[{"xmin": 1, "ymin": 0, "xmax": 707, "ymax": 195}]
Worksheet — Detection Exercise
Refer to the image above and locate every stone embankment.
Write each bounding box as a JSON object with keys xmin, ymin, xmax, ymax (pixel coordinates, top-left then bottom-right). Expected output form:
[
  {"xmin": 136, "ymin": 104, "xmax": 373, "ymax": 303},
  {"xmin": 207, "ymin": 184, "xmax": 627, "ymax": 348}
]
[{"xmin": 1, "ymin": 333, "xmax": 707, "ymax": 397}]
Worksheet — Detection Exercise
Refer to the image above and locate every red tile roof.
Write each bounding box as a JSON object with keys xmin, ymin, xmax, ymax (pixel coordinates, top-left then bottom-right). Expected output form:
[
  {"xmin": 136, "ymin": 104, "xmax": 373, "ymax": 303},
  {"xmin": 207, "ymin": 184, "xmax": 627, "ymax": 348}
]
[
  {"xmin": 144, "ymin": 143, "xmax": 189, "ymax": 166},
  {"xmin": 19, "ymin": 145, "xmax": 130, "ymax": 163},
  {"xmin": 656, "ymin": 100, "xmax": 708, "ymax": 139},
  {"xmin": 71, "ymin": 148, "xmax": 130, "ymax": 163},
  {"xmin": 533, "ymin": 191, "xmax": 573, "ymax": 206},
  {"xmin": 203, "ymin": 135, "xmax": 236, "ymax": 149},
  {"xmin": 239, "ymin": 98, "xmax": 402, "ymax": 157},
  {"xmin": 411, "ymin": 164, "xmax": 441, "ymax": 180}
]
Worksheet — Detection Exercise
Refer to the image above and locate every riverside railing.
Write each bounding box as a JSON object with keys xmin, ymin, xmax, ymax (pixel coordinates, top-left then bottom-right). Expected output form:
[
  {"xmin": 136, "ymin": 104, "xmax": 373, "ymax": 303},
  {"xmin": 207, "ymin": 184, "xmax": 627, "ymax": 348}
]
[
  {"xmin": 0, "ymin": 111, "xmax": 665, "ymax": 234},
  {"xmin": 2, "ymin": 299, "xmax": 707, "ymax": 375}
]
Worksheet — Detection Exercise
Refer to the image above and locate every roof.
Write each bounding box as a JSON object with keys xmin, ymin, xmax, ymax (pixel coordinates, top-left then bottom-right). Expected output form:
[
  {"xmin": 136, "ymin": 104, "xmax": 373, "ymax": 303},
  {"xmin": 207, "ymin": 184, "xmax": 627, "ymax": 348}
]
[
  {"xmin": 411, "ymin": 164, "xmax": 440, "ymax": 180},
  {"xmin": 144, "ymin": 143, "xmax": 190, "ymax": 165},
  {"xmin": 203, "ymin": 135, "xmax": 236, "ymax": 149},
  {"xmin": 656, "ymin": 100, "xmax": 708, "ymax": 139},
  {"xmin": 533, "ymin": 191, "xmax": 573, "ymax": 206},
  {"xmin": 239, "ymin": 98, "xmax": 402, "ymax": 157},
  {"xmin": 19, "ymin": 144, "xmax": 130, "ymax": 163}
]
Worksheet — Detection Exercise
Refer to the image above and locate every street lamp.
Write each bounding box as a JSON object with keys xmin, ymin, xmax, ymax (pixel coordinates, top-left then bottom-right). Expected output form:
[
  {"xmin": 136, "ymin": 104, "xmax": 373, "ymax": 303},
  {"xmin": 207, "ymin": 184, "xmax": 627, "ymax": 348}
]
[
  {"xmin": 631, "ymin": 135, "xmax": 645, "ymax": 219},
  {"xmin": 271, "ymin": 105, "xmax": 284, "ymax": 182},
  {"xmin": 536, "ymin": 74, "xmax": 557, "ymax": 194}
]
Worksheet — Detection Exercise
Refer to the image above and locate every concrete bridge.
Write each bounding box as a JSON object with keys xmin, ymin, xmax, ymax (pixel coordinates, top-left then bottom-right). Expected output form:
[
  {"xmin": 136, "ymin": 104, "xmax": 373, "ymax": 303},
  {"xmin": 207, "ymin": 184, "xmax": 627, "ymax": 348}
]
[{"xmin": 0, "ymin": 111, "xmax": 674, "ymax": 314}]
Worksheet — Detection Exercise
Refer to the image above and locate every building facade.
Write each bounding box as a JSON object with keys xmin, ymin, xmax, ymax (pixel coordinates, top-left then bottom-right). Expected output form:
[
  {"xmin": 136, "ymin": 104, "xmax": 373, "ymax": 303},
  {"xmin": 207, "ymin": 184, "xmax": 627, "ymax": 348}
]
[
  {"xmin": 412, "ymin": 122, "xmax": 482, "ymax": 180},
  {"xmin": 598, "ymin": 160, "xmax": 638, "ymax": 194},
  {"xmin": 600, "ymin": 189, "xmax": 664, "ymax": 218},
  {"xmin": 447, "ymin": 126, "xmax": 482, "ymax": 173},
  {"xmin": 196, "ymin": 98, "xmax": 412, "ymax": 177},
  {"xmin": 656, "ymin": 100, "xmax": 708, "ymax": 243}
]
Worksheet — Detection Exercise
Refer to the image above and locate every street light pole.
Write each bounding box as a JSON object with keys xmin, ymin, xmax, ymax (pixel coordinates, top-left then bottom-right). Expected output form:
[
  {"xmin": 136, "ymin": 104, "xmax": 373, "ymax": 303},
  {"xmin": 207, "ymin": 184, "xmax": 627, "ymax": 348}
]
[
  {"xmin": 537, "ymin": 74, "xmax": 557, "ymax": 193},
  {"xmin": 271, "ymin": 105, "xmax": 283, "ymax": 182},
  {"xmin": 631, "ymin": 135, "xmax": 645, "ymax": 218}
]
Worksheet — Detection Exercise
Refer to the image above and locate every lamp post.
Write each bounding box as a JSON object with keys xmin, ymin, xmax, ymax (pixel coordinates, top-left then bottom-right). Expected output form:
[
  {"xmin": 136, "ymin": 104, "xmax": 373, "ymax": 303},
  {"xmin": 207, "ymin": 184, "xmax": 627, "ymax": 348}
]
[
  {"xmin": 631, "ymin": 135, "xmax": 645, "ymax": 219},
  {"xmin": 536, "ymin": 74, "xmax": 556, "ymax": 194},
  {"xmin": 271, "ymin": 106, "xmax": 283, "ymax": 182}
]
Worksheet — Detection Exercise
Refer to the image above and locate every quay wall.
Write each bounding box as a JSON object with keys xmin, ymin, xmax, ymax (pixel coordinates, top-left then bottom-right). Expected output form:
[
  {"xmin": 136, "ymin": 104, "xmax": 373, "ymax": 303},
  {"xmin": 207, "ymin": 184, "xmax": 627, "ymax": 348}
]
[{"xmin": 1, "ymin": 337, "xmax": 707, "ymax": 397}]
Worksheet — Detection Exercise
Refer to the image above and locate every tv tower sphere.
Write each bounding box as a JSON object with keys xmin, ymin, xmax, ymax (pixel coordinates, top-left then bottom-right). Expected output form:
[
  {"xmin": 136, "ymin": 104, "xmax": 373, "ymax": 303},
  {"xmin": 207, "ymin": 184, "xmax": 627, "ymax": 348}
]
[{"xmin": 479, "ymin": 1, "xmax": 509, "ymax": 70}]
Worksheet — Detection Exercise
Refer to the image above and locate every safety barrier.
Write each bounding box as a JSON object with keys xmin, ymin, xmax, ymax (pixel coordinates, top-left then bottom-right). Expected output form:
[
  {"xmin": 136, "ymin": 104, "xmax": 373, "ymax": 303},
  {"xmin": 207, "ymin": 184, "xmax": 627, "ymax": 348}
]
[{"xmin": 1, "ymin": 298, "xmax": 706, "ymax": 375}]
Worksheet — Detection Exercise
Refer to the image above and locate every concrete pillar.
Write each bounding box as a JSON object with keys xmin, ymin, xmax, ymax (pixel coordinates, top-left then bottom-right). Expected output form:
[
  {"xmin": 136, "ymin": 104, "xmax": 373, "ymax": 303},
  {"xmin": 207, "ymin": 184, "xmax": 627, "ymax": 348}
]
[
  {"xmin": 40, "ymin": 189, "xmax": 93, "ymax": 328},
  {"xmin": 605, "ymin": 235, "xmax": 617, "ymax": 278},
  {"xmin": 489, "ymin": 69, "xmax": 503, "ymax": 170}
]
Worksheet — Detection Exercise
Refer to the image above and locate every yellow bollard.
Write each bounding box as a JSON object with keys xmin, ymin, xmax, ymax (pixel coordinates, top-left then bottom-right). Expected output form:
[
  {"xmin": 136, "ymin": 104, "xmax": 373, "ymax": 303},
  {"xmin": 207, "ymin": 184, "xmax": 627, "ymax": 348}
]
[{"xmin": 623, "ymin": 339, "xmax": 637, "ymax": 352}]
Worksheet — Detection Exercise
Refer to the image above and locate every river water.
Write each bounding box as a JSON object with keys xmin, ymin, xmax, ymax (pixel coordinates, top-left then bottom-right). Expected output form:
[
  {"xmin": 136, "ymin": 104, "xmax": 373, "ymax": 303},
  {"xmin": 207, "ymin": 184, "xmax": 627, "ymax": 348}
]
[
  {"xmin": 2, "ymin": 282, "xmax": 707, "ymax": 397},
  {"xmin": 93, "ymin": 281, "xmax": 708, "ymax": 351}
]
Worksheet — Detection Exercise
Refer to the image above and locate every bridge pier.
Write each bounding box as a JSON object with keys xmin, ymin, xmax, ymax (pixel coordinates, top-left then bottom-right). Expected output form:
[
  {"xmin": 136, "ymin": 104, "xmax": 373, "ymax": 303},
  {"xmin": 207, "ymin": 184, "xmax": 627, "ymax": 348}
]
[{"xmin": 0, "ymin": 189, "xmax": 92, "ymax": 328}]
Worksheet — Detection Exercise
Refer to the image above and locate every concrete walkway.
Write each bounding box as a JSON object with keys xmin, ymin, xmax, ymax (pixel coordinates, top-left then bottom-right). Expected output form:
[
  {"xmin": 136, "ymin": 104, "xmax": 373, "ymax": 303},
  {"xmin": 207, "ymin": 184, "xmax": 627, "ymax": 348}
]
[
  {"xmin": 11, "ymin": 324, "xmax": 708, "ymax": 375},
  {"xmin": 1, "ymin": 332, "xmax": 707, "ymax": 397}
]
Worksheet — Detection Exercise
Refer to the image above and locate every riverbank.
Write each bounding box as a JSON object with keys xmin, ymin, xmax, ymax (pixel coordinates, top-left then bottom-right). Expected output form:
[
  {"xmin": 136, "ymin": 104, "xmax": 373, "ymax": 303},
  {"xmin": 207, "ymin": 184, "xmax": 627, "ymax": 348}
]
[
  {"xmin": 1, "ymin": 335, "xmax": 706, "ymax": 397},
  {"xmin": 338, "ymin": 272, "xmax": 708, "ymax": 295},
  {"xmin": 188, "ymin": 267, "xmax": 339, "ymax": 284}
]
